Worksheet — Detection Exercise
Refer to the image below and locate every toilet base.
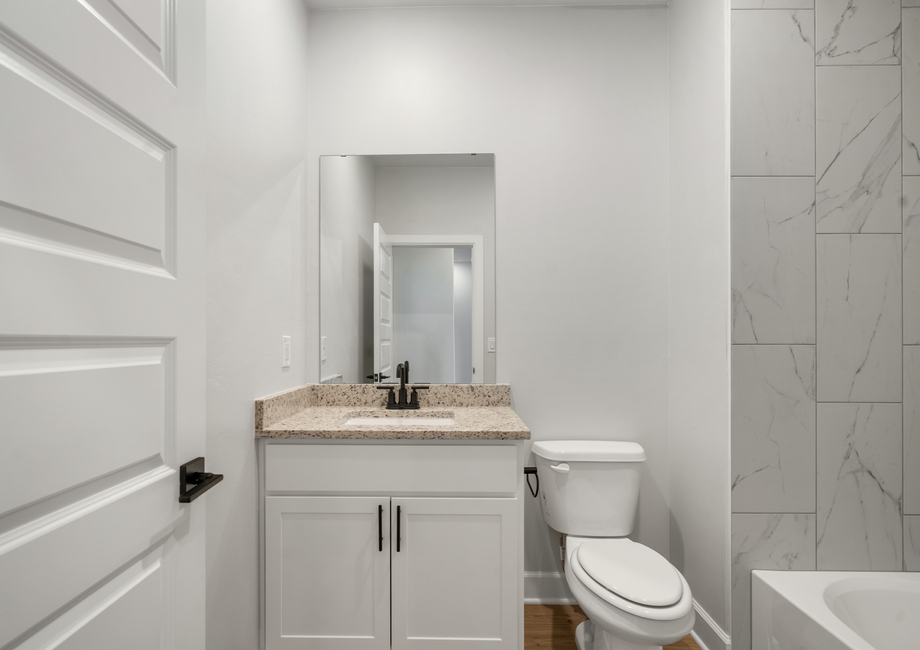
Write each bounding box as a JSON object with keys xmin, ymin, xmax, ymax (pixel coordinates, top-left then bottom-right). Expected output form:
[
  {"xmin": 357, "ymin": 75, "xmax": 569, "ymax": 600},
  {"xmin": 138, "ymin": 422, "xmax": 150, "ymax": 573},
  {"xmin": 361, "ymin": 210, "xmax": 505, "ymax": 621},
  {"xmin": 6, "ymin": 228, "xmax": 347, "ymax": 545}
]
[
  {"xmin": 575, "ymin": 620, "xmax": 594, "ymax": 650},
  {"xmin": 574, "ymin": 619, "xmax": 662, "ymax": 650}
]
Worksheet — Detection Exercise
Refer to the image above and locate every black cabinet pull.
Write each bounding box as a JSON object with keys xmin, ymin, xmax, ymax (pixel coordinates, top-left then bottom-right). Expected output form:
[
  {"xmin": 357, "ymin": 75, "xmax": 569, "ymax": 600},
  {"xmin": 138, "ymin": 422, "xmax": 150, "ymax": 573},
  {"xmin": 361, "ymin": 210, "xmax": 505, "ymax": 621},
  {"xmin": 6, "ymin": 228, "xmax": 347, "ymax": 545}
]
[
  {"xmin": 378, "ymin": 504, "xmax": 383, "ymax": 552},
  {"xmin": 396, "ymin": 505, "xmax": 401, "ymax": 552}
]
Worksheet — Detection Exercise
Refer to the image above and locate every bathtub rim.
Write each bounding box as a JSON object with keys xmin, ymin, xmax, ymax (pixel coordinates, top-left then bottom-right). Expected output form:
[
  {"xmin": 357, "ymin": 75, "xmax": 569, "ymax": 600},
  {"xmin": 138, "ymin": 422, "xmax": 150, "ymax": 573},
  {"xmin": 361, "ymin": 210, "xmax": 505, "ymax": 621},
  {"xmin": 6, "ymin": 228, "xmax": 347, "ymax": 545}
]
[{"xmin": 751, "ymin": 570, "xmax": 920, "ymax": 650}]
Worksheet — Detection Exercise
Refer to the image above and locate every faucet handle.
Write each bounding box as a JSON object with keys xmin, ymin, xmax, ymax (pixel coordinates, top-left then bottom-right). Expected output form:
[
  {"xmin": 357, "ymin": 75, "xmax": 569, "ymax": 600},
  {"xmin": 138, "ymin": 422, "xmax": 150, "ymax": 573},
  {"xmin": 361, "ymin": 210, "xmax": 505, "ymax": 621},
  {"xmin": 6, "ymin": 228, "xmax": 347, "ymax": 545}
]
[
  {"xmin": 376, "ymin": 384, "xmax": 398, "ymax": 409},
  {"xmin": 408, "ymin": 385, "xmax": 429, "ymax": 408}
]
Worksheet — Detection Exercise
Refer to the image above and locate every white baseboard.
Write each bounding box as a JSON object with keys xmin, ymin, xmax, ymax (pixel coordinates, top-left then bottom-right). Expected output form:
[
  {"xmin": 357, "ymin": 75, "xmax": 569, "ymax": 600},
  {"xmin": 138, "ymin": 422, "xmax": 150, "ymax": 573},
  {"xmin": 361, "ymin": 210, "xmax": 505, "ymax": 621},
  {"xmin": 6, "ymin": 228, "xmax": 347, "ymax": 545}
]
[
  {"xmin": 691, "ymin": 599, "xmax": 731, "ymax": 650},
  {"xmin": 523, "ymin": 571, "xmax": 575, "ymax": 605}
]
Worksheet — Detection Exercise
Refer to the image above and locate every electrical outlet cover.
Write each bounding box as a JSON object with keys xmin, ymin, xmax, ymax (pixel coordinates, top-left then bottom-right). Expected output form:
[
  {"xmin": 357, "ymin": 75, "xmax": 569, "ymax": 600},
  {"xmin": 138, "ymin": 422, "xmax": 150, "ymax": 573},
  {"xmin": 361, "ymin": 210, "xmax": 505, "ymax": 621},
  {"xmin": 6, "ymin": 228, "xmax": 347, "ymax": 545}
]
[{"xmin": 282, "ymin": 336, "xmax": 291, "ymax": 368}]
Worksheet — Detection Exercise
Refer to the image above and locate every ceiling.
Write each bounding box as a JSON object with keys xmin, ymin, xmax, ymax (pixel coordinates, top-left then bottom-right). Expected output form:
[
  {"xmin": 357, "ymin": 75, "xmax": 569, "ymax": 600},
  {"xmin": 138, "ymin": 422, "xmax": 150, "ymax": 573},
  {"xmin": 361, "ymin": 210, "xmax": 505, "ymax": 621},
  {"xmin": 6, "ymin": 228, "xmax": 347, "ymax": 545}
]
[{"xmin": 306, "ymin": 0, "xmax": 667, "ymax": 9}]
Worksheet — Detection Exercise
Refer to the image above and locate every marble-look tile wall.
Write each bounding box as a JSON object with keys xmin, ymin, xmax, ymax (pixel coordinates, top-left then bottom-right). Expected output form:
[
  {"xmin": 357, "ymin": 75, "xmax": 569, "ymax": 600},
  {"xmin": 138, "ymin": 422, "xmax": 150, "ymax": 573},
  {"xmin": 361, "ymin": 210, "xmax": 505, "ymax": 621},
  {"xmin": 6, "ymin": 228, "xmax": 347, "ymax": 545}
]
[
  {"xmin": 730, "ymin": 2, "xmax": 920, "ymax": 648},
  {"xmin": 731, "ymin": 515, "xmax": 816, "ymax": 650}
]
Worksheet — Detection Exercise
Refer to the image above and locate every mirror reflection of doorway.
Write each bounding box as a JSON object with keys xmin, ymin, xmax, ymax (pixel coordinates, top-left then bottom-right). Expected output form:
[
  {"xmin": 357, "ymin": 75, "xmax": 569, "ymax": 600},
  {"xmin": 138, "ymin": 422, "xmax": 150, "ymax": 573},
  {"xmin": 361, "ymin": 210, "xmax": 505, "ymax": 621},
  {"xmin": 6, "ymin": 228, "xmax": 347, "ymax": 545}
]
[{"xmin": 391, "ymin": 245, "xmax": 473, "ymax": 384}]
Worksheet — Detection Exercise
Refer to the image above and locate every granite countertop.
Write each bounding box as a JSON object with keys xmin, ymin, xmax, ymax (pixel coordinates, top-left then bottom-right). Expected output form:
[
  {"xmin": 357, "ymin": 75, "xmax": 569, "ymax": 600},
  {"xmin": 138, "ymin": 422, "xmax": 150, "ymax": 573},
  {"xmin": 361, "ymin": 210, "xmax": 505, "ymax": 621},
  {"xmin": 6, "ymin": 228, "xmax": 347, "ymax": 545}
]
[
  {"xmin": 255, "ymin": 384, "xmax": 530, "ymax": 440},
  {"xmin": 259, "ymin": 406, "xmax": 529, "ymax": 439}
]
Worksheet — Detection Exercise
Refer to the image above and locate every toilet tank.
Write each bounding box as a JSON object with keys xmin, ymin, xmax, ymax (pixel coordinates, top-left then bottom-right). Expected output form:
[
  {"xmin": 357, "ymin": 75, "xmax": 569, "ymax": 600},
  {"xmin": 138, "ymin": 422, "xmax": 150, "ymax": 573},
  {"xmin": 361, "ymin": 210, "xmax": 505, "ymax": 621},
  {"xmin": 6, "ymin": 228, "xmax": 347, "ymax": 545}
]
[{"xmin": 532, "ymin": 440, "xmax": 645, "ymax": 537}]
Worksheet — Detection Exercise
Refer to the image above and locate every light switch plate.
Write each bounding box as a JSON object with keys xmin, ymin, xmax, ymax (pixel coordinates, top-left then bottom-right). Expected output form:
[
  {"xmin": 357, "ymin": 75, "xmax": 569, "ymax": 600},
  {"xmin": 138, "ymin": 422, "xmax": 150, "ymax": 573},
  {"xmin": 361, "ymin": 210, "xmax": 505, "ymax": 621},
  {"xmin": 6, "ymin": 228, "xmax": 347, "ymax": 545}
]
[
  {"xmin": 282, "ymin": 336, "xmax": 291, "ymax": 368},
  {"xmin": 487, "ymin": 337, "xmax": 496, "ymax": 353}
]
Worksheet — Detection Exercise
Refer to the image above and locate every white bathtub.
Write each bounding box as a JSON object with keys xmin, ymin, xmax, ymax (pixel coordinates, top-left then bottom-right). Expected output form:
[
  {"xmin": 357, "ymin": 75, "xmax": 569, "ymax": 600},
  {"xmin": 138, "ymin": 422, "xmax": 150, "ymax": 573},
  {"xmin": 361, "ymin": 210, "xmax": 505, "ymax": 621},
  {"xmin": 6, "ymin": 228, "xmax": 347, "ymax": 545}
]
[{"xmin": 752, "ymin": 570, "xmax": 920, "ymax": 650}]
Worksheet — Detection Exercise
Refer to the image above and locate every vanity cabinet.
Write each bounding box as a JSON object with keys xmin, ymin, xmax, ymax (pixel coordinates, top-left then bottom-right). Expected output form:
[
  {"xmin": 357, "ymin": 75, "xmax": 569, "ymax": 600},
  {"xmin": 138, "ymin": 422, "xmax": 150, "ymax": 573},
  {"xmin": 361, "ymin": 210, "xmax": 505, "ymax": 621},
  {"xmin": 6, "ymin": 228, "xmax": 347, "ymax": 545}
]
[{"xmin": 262, "ymin": 443, "xmax": 521, "ymax": 650}]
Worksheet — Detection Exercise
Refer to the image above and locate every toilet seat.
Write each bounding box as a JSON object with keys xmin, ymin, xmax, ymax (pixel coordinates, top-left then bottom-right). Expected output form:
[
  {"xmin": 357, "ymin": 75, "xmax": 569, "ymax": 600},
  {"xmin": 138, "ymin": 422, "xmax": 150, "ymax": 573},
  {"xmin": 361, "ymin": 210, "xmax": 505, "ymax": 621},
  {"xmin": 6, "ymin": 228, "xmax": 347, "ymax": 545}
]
[
  {"xmin": 576, "ymin": 539, "xmax": 683, "ymax": 607},
  {"xmin": 567, "ymin": 538, "xmax": 694, "ymax": 622}
]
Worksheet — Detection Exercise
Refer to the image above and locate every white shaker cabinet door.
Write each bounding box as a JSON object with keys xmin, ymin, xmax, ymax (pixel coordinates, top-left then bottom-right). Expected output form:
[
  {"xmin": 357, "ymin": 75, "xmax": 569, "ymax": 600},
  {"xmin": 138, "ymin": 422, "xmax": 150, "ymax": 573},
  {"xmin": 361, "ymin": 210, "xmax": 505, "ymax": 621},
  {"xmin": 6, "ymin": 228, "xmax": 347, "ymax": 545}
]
[
  {"xmin": 266, "ymin": 496, "xmax": 391, "ymax": 650},
  {"xmin": 391, "ymin": 498, "xmax": 518, "ymax": 650}
]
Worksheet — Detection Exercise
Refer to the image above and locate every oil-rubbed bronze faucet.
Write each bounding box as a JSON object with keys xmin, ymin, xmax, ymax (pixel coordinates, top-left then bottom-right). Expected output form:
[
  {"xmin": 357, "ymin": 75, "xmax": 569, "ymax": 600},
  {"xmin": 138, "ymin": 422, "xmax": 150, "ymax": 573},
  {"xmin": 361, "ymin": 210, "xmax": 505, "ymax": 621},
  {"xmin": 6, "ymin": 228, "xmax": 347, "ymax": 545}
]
[
  {"xmin": 396, "ymin": 361, "xmax": 409, "ymax": 406},
  {"xmin": 376, "ymin": 360, "xmax": 428, "ymax": 409}
]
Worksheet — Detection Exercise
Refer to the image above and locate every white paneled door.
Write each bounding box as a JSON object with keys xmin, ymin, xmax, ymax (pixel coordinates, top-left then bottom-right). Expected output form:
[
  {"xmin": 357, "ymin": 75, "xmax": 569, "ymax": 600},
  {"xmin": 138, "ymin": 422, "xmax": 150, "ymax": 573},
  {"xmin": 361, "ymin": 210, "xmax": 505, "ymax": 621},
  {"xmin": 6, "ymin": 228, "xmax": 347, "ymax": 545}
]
[
  {"xmin": 373, "ymin": 223, "xmax": 393, "ymax": 383},
  {"xmin": 0, "ymin": 1, "xmax": 207, "ymax": 649}
]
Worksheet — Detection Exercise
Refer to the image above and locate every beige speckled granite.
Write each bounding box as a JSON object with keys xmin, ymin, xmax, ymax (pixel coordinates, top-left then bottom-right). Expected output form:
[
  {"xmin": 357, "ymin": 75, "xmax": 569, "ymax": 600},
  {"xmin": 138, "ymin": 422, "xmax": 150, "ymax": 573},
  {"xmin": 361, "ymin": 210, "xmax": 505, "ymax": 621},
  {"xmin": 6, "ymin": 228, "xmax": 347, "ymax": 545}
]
[
  {"xmin": 254, "ymin": 385, "xmax": 313, "ymax": 429},
  {"xmin": 309, "ymin": 383, "xmax": 511, "ymax": 407},
  {"xmin": 254, "ymin": 384, "xmax": 527, "ymax": 440},
  {"xmin": 257, "ymin": 406, "xmax": 528, "ymax": 439},
  {"xmin": 421, "ymin": 384, "xmax": 510, "ymax": 407}
]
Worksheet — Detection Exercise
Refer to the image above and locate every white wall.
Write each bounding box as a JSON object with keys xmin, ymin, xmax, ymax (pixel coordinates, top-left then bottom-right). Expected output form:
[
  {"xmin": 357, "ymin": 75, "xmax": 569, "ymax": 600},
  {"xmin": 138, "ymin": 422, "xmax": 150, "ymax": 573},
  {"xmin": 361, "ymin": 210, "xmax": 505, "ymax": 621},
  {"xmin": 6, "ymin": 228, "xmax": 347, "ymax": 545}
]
[
  {"xmin": 667, "ymin": 0, "xmax": 732, "ymax": 647},
  {"xmin": 392, "ymin": 246, "xmax": 456, "ymax": 383},
  {"xmin": 320, "ymin": 156, "xmax": 376, "ymax": 383},
  {"xmin": 205, "ymin": 1, "xmax": 310, "ymax": 648},
  {"xmin": 375, "ymin": 165, "xmax": 496, "ymax": 382},
  {"xmin": 306, "ymin": 6, "xmax": 671, "ymax": 591}
]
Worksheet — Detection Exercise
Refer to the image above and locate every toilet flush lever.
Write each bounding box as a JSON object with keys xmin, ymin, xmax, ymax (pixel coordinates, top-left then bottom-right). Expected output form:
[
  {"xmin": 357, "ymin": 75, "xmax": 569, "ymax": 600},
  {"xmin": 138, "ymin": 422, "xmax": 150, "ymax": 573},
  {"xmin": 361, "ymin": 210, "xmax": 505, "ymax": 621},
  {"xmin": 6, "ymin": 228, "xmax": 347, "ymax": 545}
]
[{"xmin": 550, "ymin": 463, "xmax": 570, "ymax": 473}]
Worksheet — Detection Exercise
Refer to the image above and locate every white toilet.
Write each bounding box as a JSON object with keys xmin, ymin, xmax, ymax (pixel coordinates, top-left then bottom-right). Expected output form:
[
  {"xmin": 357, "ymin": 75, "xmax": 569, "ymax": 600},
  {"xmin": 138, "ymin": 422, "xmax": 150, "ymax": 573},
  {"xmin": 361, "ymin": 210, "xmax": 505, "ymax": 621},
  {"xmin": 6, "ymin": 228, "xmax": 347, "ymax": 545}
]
[{"xmin": 532, "ymin": 440, "xmax": 695, "ymax": 650}]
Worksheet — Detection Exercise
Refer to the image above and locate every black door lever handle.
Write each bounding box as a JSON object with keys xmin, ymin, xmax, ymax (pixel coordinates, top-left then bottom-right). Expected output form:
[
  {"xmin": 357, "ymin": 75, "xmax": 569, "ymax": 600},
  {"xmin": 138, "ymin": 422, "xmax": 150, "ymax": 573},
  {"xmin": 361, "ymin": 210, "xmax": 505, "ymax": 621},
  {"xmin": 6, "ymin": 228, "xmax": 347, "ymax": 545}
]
[{"xmin": 179, "ymin": 457, "xmax": 223, "ymax": 503}]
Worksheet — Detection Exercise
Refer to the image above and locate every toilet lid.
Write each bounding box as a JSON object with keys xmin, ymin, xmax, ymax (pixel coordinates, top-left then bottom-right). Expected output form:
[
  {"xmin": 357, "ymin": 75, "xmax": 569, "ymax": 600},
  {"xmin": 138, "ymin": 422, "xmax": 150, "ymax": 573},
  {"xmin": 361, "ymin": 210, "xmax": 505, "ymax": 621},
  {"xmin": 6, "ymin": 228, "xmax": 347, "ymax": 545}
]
[{"xmin": 575, "ymin": 539, "xmax": 683, "ymax": 607}]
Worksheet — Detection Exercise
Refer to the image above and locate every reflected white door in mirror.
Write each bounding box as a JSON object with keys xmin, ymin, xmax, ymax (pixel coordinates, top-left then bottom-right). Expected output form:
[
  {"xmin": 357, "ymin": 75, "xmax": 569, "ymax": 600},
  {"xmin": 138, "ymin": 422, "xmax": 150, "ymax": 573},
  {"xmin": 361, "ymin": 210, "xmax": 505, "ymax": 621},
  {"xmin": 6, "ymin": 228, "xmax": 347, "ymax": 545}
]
[{"xmin": 373, "ymin": 230, "xmax": 484, "ymax": 385}]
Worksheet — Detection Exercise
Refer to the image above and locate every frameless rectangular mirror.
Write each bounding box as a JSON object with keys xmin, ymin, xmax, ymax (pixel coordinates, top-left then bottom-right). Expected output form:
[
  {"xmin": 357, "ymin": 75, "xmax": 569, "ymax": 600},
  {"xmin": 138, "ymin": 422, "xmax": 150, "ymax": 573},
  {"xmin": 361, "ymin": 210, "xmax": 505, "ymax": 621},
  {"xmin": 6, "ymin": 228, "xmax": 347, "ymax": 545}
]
[{"xmin": 320, "ymin": 153, "xmax": 496, "ymax": 385}]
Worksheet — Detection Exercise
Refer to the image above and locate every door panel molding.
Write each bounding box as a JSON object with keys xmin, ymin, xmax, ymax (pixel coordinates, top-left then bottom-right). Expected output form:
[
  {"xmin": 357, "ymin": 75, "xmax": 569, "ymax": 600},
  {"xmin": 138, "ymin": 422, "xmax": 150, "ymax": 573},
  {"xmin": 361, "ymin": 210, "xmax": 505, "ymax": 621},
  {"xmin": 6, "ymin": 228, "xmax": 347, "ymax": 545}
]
[
  {"xmin": 0, "ymin": 23, "xmax": 177, "ymax": 275},
  {"xmin": 0, "ymin": 336, "xmax": 177, "ymax": 516},
  {"xmin": 12, "ymin": 537, "xmax": 168, "ymax": 650},
  {"xmin": 0, "ymin": 23, "xmax": 172, "ymax": 154},
  {"xmin": 0, "ymin": 459, "xmax": 173, "ymax": 556},
  {"xmin": 0, "ymin": 474, "xmax": 183, "ymax": 648},
  {"xmin": 0, "ymin": 199, "xmax": 174, "ymax": 278},
  {"xmin": 78, "ymin": 0, "xmax": 177, "ymax": 84}
]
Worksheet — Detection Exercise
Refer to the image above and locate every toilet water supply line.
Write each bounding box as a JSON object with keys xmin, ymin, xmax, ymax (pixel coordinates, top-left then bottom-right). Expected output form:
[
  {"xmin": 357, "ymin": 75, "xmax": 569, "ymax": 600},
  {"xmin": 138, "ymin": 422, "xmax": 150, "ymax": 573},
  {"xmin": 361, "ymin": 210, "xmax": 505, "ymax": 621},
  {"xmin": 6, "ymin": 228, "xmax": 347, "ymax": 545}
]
[
  {"xmin": 523, "ymin": 467, "xmax": 566, "ymax": 567},
  {"xmin": 524, "ymin": 467, "xmax": 539, "ymax": 498},
  {"xmin": 524, "ymin": 462, "xmax": 568, "ymax": 498}
]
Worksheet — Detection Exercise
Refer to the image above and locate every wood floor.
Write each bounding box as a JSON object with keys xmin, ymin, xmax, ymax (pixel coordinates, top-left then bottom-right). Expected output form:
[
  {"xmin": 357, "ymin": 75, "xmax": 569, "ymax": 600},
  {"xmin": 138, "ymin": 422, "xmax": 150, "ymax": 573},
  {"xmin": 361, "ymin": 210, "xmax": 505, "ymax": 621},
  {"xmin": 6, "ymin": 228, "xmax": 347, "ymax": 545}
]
[{"xmin": 525, "ymin": 605, "xmax": 700, "ymax": 650}]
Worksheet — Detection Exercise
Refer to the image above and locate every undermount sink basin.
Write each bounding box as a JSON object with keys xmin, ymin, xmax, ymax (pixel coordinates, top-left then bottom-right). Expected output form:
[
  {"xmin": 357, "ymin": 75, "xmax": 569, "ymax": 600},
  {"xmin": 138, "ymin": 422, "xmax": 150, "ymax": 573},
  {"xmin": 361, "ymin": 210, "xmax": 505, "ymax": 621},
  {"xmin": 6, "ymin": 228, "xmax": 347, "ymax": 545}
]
[{"xmin": 344, "ymin": 417, "xmax": 455, "ymax": 426}]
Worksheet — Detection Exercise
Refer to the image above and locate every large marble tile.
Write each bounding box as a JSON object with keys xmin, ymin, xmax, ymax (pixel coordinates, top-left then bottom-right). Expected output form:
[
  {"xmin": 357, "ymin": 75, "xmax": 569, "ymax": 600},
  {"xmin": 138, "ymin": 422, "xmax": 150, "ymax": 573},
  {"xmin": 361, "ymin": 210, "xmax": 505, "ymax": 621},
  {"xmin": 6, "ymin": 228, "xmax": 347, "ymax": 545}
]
[
  {"xmin": 815, "ymin": 0, "xmax": 901, "ymax": 65},
  {"xmin": 732, "ymin": 346, "xmax": 817, "ymax": 512},
  {"xmin": 732, "ymin": 0, "xmax": 814, "ymax": 7},
  {"xmin": 905, "ymin": 516, "xmax": 920, "ymax": 570},
  {"xmin": 906, "ymin": 9, "xmax": 920, "ymax": 175},
  {"xmin": 816, "ymin": 235, "xmax": 901, "ymax": 402},
  {"xmin": 732, "ymin": 514, "xmax": 816, "ymax": 650},
  {"xmin": 906, "ymin": 348, "xmax": 920, "ymax": 514},
  {"xmin": 906, "ymin": 178, "xmax": 920, "ymax": 344},
  {"xmin": 732, "ymin": 178, "xmax": 816, "ymax": 344},
  {"xmin": 816, "ymin": 66, "xmax": 901, "ymax": 233},
  {"xmin": 817, "ymin": 403, "xmax": 902, "ymax": 570},
  {"xmin": 732, "ymin": 10, "xmax": 815, "ymax": 176}
]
